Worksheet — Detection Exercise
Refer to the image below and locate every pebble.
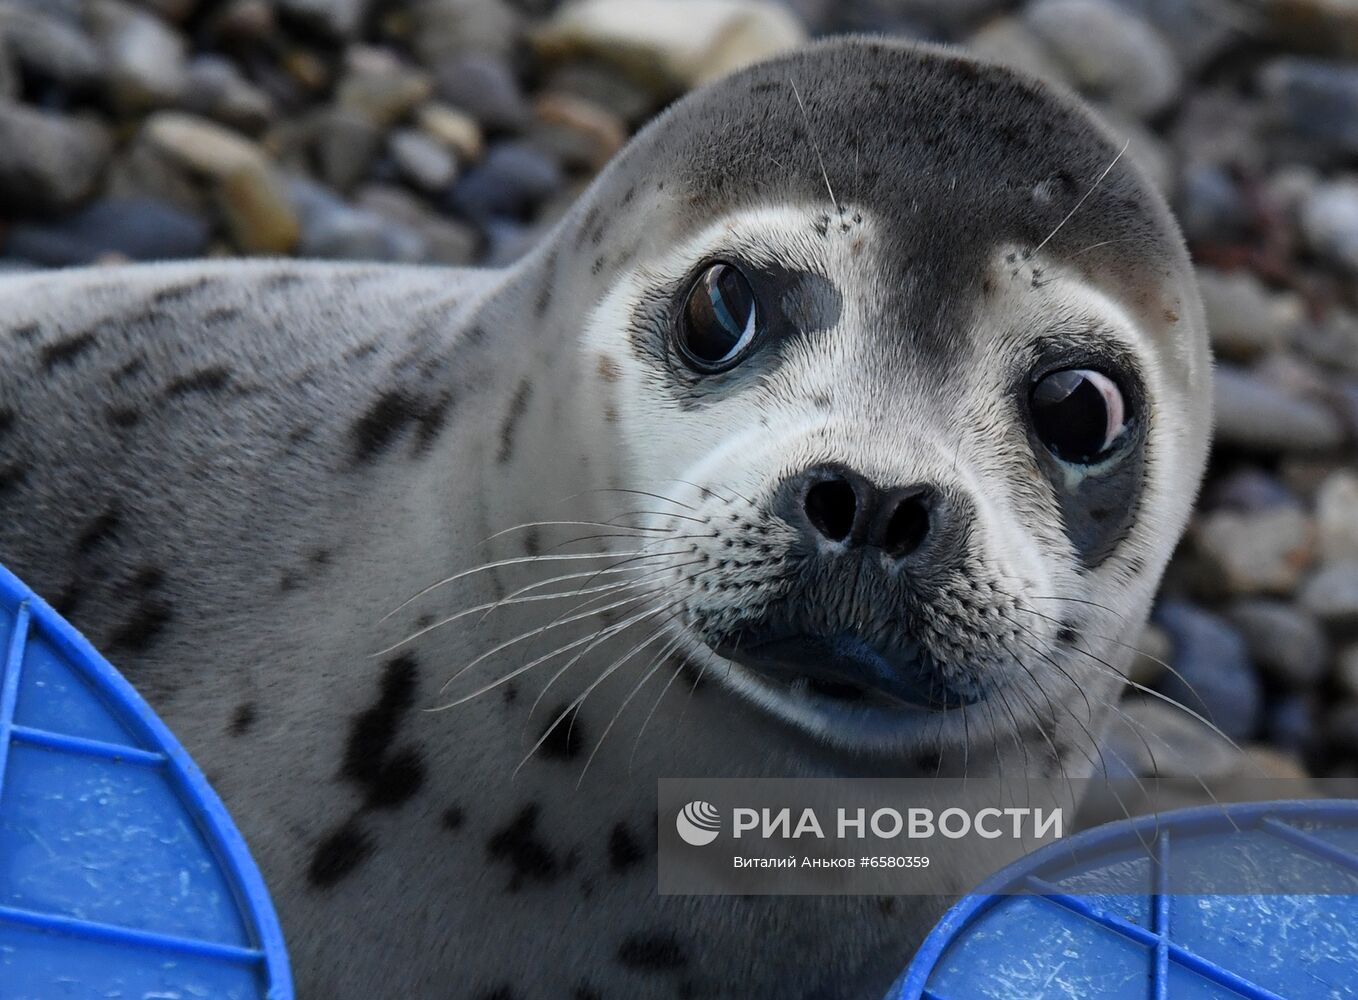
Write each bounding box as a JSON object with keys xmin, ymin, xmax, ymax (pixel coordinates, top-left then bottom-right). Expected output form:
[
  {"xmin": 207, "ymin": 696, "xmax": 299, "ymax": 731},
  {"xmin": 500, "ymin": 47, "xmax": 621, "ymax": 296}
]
[
  {"xmin": 1338, "ymin": 644, "xmax": 1358, "ymax": 699},
  {"xmin": 0, "ymin": 100, "xmax": 111, "ymax": 215},
  {"xmin": 1299, "ymin": 561, "xmax": 1358, "ymax": 629},
  {"xmin": 1023, "ymin": 0, "xmax": 1181, "ymax": 119},
  {"xmin": 143, "ymin": 111, "xmax": 297, "ymax": 253},
  {"xmin": 1201, "ymin": 468, "xmax": 1299, "ymax": 513},
  {"xmin": 0, "ymin": 4, "xmax": 104, "ymax": 93},
  {"xmin": 355, "ymin": 184, "xmax": 479, "ymax": 265},
  {"xmin": 1226, "ymin": 599, "xmax": 1329, "ymax": 688},
  {"xmin": 1317, "ymin": 471, "xmax": 1358, "ymax": 565},
  {"xmin": 432, "ymin": 52, "xmax": 530, "ymax": 132},
  {"xmin": 416, "ymin": 103, "xmax": 485, "ymax": 163},
  {"xmin": 1099, "ymin": 695, "xmax": 1245, "ymax": 781},
  {"xmin": 1212, "ymin": 364, "xmax": 1346, "ymax": 453},
  {"xmin": 1109, "ymin": 0, "xmax": 1240, "ymax": 73},
  {"xmin": 1192, "ymin": 505, "xmax": 1314, "ymax": 596},
  {"xmin": 1126, "ymin": 622, "xmax": 1170, "ymax": 688},
  {"xmin": 388, "ymin": 128, "xmax": 457, "ymax": 193},
  {"xmin": 1325, "ymin": 701, "xmax": 1358, "ymax": 759},
  {"xmin": 411, "ymin": 0, "xmax": 523, "ymax": 62},
  {"xmin": 1261, "ymin": 0, "xmax": 1358, "ymax": 56},
  {"xmin": 287, "ymin": 178, "xmax": 425, "ymax": 262},
  {"xmin": 3, "ymin": 197, "xmax": 209, "ymax": 266},
  {"xmin": 1301, "ymin": 180, "xmax": 1358, "ymax": 273},
  {"xmin": 448, "ymin": 141, "xmax": 564, "ymax": 223},
  {"xmin": 966, "ymin": 17, "xmax": 1072, "ymax": 86},
  {"xmin": 1266, "ymin": 693, "xmax": 1316, "ymax": 756},
  {"xmin": 312, "ymin": 107, "xmax": 382, "ymax": 193},
  {"xmin": 1261, "ymin": 58, "xmax": 1358, "ymax": 163},
  {"xmin": 336, "ymin": 47, "xmax": 433, "ymax": 127},
  {"xmin": 88, "ymin": 0, "xmax": 188, "ymax": 112},
  {"xmin": 184, "ymin": 54, "xmax": 274, "ymax": 133},
  {"xmin": 1153, "ymin": 601, "xmax": 1261, "ymax": 743},
  {"xmin": 540, "ymin": 61, "xmax": 658, "ymax": 129},
  {"xmin": 533, "ymin": 92, "xmax": 627, "ymax": 171},
  {"xmin": 1176, "ymin": 164, "xmax": 1252, "ymax": 247},
  {"xmin": 1196, "ymin": 267, "xmax": 1302, "ymax": 359},
  {"xmin": 274, "ymin": 0, "xmax": 370, "ymax": 39},
  {"xmin": 534, "ymin": 0, "xmax": 807, "ymax": 93}
]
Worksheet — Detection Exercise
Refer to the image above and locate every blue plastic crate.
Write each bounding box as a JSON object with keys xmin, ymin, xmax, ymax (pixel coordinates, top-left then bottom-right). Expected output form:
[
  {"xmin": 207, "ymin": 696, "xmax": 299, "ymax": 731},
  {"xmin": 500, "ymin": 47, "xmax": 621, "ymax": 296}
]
[
  {"xmin": 889, "ymin": 799, "xmax": 1358, "ymax": 1000},
  {"xmin": 0, "ymin": 561, "xmax": 292, "ymax": 999}
]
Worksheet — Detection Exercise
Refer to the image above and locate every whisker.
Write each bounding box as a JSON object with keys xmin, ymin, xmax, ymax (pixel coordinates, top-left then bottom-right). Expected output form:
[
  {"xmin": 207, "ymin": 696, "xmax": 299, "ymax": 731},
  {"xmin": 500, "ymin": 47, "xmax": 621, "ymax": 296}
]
[
  {"xmin": 629, "ymin": 644, "xmax": 690, "ymax": 771},
  {"xmin": 576, "ymin": 628, "xmax": 683, "ymax": 787},
  {"xmin": 434, "ymin": 601, "xmax": 672, "ymax": 709},
  {"xmin": 1031, "ymin": 138, "xmax": 1129, "ymax": 257},
  {"xmin": 381, "ymin": 549, "xmax": 671, "ymax": 622}
]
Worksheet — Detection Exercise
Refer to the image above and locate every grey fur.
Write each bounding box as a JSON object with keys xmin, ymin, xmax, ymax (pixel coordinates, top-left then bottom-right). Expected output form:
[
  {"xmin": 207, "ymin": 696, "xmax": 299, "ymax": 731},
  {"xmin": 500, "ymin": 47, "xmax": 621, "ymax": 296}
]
[{"xmin": 0, "ymin": 38, "xmax": 1209, "ymax": 1000}]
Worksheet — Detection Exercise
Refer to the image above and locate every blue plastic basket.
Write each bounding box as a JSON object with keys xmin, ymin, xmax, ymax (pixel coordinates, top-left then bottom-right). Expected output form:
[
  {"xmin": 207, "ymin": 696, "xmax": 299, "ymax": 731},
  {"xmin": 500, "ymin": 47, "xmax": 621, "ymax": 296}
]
[
  {"xmin": 0, "ymin": 561, "xmax": 292, "ymax": 999},
  {"xmin": 888, "ymin": 799, "xmax": 1358, "ymax": 1000}
]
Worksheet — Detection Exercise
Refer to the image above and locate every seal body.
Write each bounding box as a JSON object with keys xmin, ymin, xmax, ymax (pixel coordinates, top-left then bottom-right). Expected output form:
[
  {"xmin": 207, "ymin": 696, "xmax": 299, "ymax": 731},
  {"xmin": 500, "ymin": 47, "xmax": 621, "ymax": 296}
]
[{"xmin": 0, "ymin": 38, "xmax": 1209, "ymax": 1000}]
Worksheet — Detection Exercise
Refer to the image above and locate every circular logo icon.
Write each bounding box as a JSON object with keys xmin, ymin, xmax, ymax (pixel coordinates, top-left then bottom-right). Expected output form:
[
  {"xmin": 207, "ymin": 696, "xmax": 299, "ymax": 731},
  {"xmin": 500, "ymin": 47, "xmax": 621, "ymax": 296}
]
[{"xmin": 676, "ymin": 800, "xmax": 721, "ymax": 846}]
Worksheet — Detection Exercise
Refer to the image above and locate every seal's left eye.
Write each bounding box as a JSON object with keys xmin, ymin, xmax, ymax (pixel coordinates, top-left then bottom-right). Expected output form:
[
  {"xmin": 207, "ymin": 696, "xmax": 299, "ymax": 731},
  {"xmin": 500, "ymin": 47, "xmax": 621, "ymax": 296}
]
[
  {"xmin": 677, "ymin": 263, "xmax": 759, "ymax": 371},
  {"xmin": 1030, "ymin": 368, "xmax": 1129, "ymax": 464}
]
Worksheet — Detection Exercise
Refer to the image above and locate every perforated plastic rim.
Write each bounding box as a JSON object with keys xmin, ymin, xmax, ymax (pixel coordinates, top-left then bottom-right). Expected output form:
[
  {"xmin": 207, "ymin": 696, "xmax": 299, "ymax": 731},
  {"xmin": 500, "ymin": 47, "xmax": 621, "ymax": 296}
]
[
  {"xmin": 887, "ymin": 798, "xmax": 1358, "ymax": 1000},
  {"xmin": 0, "ymin": 561, "xmax": 293, "ymax": 999}
]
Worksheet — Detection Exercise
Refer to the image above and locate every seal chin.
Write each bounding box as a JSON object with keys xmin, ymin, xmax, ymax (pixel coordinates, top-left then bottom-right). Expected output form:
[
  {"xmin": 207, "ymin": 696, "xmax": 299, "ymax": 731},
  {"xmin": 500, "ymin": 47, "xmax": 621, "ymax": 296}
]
[{"xmin": 713, "ymin": 630, "xmax": 982, "ymax": 714}]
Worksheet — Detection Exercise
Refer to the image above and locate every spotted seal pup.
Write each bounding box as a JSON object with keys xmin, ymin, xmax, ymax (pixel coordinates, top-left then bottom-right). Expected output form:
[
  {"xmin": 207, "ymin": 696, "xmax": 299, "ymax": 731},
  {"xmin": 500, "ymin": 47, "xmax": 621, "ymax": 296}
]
[{"xmin": 0, "ymin": 36, "xmax": 1209, "ymax": 1000}]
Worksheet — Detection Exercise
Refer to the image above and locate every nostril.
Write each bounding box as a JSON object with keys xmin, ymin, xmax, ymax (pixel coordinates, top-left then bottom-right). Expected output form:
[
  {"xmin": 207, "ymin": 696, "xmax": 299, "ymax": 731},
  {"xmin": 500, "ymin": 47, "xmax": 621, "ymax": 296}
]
[
  {"xmin": 804, "ymin": 477, "xmax": 858, "ymax": 543},
  {"xmin": 883, "ymin": 495, "xmax": 930, "ymax": 558}
]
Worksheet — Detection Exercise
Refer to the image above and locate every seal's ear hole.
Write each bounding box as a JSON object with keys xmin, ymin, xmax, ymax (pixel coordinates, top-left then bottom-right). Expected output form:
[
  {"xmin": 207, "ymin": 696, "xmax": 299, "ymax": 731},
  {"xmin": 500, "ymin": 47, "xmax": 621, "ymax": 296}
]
[
  {"xmin": 1029, "ymin": 368, "xmax": 1129, "ymax": 465},
  {"xmin": 675, "ymin": 262, "xmax": 761, "ymax": 372}
]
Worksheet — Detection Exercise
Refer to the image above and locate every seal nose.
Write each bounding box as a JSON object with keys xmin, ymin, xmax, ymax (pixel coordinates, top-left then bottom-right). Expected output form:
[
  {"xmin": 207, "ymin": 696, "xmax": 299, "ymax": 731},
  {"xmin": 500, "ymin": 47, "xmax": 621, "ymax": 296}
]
[{"xmin": 792, "ymin": 467, "xmax": 936, "ymax": 561}]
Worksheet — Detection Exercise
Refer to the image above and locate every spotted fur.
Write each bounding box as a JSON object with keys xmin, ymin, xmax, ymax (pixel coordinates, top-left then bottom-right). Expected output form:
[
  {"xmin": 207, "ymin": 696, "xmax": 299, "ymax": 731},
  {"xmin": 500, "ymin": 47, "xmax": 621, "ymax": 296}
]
[{"xmin": 0, "ymin": 39, "xmax": 1208, "ymax": 1000}]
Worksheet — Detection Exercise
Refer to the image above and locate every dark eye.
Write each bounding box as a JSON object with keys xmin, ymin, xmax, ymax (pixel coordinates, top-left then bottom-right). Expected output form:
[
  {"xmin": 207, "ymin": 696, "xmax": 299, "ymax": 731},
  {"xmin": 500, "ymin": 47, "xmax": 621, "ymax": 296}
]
[
  {"xmin": 1029, "ymin": 368, "xmax": 1129, "ymax": 464},
  {"xmin": 677, "ymin": 262, "xmax": 759, "ymax": 370}
]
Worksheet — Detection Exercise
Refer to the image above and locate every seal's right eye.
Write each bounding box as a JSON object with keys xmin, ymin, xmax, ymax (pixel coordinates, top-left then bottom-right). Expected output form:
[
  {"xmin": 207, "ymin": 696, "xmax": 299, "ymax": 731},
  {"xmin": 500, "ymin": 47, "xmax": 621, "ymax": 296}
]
[{"xmin": 676, "ymin": 263, "xmax": 759, "ymax": 371}]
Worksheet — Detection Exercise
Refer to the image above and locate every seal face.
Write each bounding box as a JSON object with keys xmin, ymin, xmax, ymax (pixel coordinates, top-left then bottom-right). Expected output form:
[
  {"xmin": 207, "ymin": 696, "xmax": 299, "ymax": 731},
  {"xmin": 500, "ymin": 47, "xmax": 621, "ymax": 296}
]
[{"xmin": 0, "ymin": 37, "xmax": 1210, "ymax": 1000}]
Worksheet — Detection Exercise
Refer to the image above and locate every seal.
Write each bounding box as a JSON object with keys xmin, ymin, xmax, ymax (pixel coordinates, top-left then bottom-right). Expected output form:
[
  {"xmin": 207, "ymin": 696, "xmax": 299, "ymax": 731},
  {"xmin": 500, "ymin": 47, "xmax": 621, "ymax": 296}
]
[{"xmin": 0, "ymin": 36, "xmax": 1210, "ymax": 1000}]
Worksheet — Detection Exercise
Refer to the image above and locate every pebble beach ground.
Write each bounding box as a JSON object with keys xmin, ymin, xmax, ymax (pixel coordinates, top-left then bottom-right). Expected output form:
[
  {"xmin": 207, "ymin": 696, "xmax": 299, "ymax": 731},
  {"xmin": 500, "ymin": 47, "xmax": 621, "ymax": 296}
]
[{"xmin": 1, "ymin": 0, "xmax": 1355, "ymax": 801}]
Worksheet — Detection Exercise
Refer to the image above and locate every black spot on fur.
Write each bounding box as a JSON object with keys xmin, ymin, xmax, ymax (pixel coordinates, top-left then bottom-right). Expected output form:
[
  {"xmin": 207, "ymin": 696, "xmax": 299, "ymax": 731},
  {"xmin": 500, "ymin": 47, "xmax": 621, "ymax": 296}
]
[
  {"xmin": 0, "ymin": 460, "xmax": 26, "ymax": 492},
  {"xmin": 617, "ymin": 932, "xmax": 687, "ymax": 971},
  {"xmin": 538, "ymin": 702, "xmax": 585, "ymax": 760},
  {"xmin": 0, "ymin": 408, "xmax": 13, "ymax": 436},
  {"xmin": 442, "ymin": 805, "xmax": 465, "ymax": 830},
  {"xmin": 12, "ymin": 322, "xmax": 40, "ymax": 342},
  {"xmin": 229, "ymin": 702, "xmax": 257, "ymax": 736},
  {"xmin": 340, "ymin": 655, "xmax": 428, "ymax": 810},
  {"xmin": 76, "ymin": 509, "xmax": 122, "ymax": 554},
  {"xmin": 307, "ymin": 820, "xmax": 372, "ymax": 888},
  {"xmin": 522, "ymin": 528, "xmax": 541, "ymax": 556},
  {"xmin": 53, "ymin": 581, "xmax": 84, "ymax": 618},
  {"xmin": 343, "ymin": 655, "xmax": 418, "ymax": 780},
  {"xmin": 351, "ymin": 389, "xmax": 452, "ymax": 463},
  {"xmin": 502, "ymin": 682, "xmax": 519, "ymax": 705},
  {"xmin": 496, "ymin": 380, "xmax": 532, "ymax": 464},
  {"xmin": 41, "ymin": 331, "xmax": 97, "ymax": 370},
  {"xmin": 114, "ymin": 357, "xmax": 145, "ymax": 383},
  {"xmin": 486, "ymin": 804, "xmax": 560, "ymax": 889},
  {"xmin": 362, "ymin": 747, "xmax": 426, "ymax": 809},
  {"xmin": 202, "ymin": 306, "xmax": 242, "ymax": 326},
  {"xmin": 107, "ymin": 406, "xmax": 142, "ymax": 428},
  {"xmin": 1056, "ymin": 626, "xmax": 1079, "ymax": 645},
  {"xmin": 108, "ymin": 600, "xmax": 172, "ymax": 652},
  {"xmin": 263, "ymin": 272, "xmax": 303, "ymax": 292},
  {"xmin": 131, "ymin": 566, "xmax": 164, "ymax": 590},
  {"xmin": 573, "ymin": 987, "xmax": 603, "ymax": 1000},
  {"xmin": 608, "ymin": 822, "xmax": 644, "ymax": 873},
  {"xmin": 164, "ymin": 366, "xmax": 231, "ymax": 398},
  {"xmin": 476, "ymin": 987, "xmax": 518, "ymax": 1000},
  {"xmin": 152, "ymin": 278, "xmax": 211, "ymax": 305}
]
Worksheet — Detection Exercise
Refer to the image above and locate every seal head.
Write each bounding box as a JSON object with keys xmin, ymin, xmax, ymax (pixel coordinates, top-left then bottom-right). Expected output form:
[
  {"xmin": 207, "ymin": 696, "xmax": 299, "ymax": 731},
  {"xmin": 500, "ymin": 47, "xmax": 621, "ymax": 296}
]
[{"xmin": 554, "ymin": 36, "xmax": 1210, "ymax": 755}]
